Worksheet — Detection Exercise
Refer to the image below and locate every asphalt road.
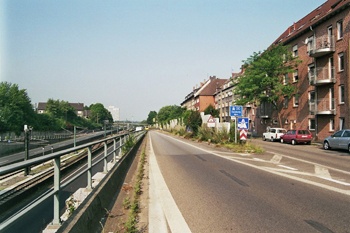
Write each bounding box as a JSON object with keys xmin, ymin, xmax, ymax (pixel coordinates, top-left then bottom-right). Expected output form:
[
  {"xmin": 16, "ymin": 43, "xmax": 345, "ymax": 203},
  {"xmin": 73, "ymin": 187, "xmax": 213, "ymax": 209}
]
[{"xmin": 149, "ymin": 131, "xmax": 350, "ymax": 233}]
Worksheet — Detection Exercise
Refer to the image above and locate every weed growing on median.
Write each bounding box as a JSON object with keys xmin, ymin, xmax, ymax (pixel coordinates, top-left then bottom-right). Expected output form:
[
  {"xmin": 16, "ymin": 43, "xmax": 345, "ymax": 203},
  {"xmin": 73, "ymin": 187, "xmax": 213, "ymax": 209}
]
[{"xmin": 123, "ymin": 150, "xmax": 146, "ymax": 233}]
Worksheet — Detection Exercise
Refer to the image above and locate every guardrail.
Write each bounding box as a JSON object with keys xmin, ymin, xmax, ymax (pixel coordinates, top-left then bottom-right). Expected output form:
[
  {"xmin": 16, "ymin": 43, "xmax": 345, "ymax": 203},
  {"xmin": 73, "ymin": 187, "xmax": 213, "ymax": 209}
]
[{"xmin": 0, "ymin": 130, "xmax": 146, "ymax": 232}]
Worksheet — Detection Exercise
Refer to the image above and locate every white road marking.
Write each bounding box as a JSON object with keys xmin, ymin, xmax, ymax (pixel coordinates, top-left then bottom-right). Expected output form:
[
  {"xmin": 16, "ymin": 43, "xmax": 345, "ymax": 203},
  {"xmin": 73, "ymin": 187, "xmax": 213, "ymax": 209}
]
[
  {"xmin": 315, "ymin": 165, "xmax": 332, "ymax": 179},
  {"xmin": 149, "ymin": 134, "xmax": 192, "ymax": 233},
  {"xmin": 278, "ymin": 165, "xmax": 298, "ymax": 171},
  {"xmin": 156, "ymin": 132, "xmax": 350, "ymax": 196},
  {"xmin": 270, "ymin": 154, "xmax": 283, "ymax": 164},
  {"xmin": 253, "ymin": 158, "xmax": 266, "ymax": 162},
  {"xmin": 317, "ymin": 176, "xmax": 350, "ymax": 186}
]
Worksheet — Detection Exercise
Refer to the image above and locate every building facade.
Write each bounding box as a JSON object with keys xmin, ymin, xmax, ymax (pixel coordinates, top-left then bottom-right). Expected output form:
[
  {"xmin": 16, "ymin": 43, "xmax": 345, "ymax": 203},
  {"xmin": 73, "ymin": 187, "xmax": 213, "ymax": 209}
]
[
  {"xmin": 269, "ymin": 0, "xmax": 350, "ymax": 141},
  {"xmin": 107, "ymin": 106, "xmax": 120, "ymax": 122}
]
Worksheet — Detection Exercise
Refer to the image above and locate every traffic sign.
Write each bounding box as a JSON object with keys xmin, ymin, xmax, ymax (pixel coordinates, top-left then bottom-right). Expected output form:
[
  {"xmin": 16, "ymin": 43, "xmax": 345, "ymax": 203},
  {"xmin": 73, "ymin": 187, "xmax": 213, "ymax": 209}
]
[
  {"xmin": 237, "ymin": 118, "xmax": 249, "ymax": 130},
  {"xmin": 240, "ymin": 129, "xmax": 247, "ymax": 140},
  {"xmin": 207, "ymin": 115, "xmax": 216, "ymax": 128},
  {"xmin": 230, "ymin": 106, "xmax": 242, "ymax": 117}
]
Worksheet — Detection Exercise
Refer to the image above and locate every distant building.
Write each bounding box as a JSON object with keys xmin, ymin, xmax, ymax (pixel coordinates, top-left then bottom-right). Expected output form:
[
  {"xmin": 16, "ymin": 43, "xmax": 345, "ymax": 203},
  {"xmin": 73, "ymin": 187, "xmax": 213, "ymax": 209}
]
[
  {"xmin": 37, "ymin": 102, "xmax": 85, "ymax": 117},
  {"xmin": 108, "ymin": 106, "xmax": 120, "ymax": 122},
  {"xmin": 181, "ymin": 76, "xmax": 227, "ymax": 113}
]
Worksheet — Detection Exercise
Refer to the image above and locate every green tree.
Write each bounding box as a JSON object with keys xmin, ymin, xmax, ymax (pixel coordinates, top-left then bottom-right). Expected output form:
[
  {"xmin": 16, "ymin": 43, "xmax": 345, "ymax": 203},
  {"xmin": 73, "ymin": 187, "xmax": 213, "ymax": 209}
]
[
  {"xmin": 204, "ymin": 104, "xmax": 219, "ymax": 118},
  {"xmin": 157, "ymin": 105, "xmax": 185, "ymax": 123},
  {"xmin": 0, "ymin": 82, "xmax": 37, "ymax": 134},
  {"xmin": 183, "ymin": 110, "xmax": 202, "ymax": 134},
  {"xmin": 234, "ymin": 44, "xmax": 301, "ymax": 127},
  {"xmin": 90, "ymin": 103, "xmax": 113, "ymax": 124},
  {"xmin": 146, "ymin": 111, "xmax": 157, "ymax": 125}
]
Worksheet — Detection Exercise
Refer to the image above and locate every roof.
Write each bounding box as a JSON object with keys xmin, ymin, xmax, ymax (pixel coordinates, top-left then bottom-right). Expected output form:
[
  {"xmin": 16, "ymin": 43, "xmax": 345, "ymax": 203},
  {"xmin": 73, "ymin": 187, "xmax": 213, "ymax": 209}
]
[
  {"xmin": 273, "ymin": 0, "xmax": 350, "ymax": 45},
  {"xmin": 37, "ymin": 102, "xmax": 84, "ymax": 111},
  {"xmin": 197, "ymin": 78, "xmax": 227, "ymax": 96}
]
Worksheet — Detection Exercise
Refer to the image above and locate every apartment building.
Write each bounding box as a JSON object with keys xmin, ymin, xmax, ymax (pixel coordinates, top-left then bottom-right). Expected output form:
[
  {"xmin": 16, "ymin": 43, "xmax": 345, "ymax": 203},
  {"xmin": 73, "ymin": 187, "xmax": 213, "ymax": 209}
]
[
  {"xmin": 269, "ymin": 0, "xmax": 350, "ymax": 141},
  {"xmin": 181, "ymin": 76, "xmax": 227, "ymax": 113}
]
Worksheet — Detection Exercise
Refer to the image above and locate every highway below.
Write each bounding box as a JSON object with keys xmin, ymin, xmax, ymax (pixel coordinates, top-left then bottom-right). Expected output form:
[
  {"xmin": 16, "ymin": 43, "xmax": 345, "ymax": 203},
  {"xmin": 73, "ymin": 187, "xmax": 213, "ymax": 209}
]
[{"xmin": 148, "ymin": 131, "xmax": 350, "ymax": 233}]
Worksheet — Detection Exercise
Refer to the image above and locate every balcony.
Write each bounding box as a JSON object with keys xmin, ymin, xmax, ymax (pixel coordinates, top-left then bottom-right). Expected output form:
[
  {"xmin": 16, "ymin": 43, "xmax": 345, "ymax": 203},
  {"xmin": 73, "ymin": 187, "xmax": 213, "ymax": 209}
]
[
  {"xmin": 308, "ymin": 35, "xmax": 335, "ymax": 58},
  {"xmin": 309, "ymin": 67, "xmax": 335, "ymax": 86},
  {"xmin": 309, "ymin": 98, "xmax": 336, "ymax": 115}
]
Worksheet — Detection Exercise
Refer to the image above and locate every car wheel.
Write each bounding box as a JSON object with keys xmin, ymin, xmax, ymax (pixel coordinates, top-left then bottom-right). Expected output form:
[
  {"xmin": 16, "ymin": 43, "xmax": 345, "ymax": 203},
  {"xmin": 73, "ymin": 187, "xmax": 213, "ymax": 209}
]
[
  {"xmin": 324, "ymin": 141, "xmax": 330, "ymax": 150},
  {"xmin": 292, "ymin": 139, "xmax": 297, "ymax": 145},
  {"xmin": 263, "ymin": 136, "xmax": 266, "ymax": 141},
  {"xmin": 270, "ymin": 137, "xmax": 274, "ymax": 142},
  {"xmin": 280, "ymin": 138, "xmax": 284, "ymax": 143},
  {"xmin": 348, "ymin": 145, "xmax": 350, "ymax": 153}
]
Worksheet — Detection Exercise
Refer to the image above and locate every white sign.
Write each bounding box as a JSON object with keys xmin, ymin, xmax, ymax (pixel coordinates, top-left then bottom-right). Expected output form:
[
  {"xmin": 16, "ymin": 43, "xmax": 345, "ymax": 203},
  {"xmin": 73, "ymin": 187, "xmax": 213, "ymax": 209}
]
[{"xmin": 207, "ymin": 115, "xmax": 216, "ymax": 128}]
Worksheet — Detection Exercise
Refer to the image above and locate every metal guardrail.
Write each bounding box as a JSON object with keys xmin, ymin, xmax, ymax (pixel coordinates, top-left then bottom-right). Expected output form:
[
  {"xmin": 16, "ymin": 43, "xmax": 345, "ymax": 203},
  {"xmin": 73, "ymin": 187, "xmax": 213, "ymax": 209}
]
[{"xmin": 0, "ymin": 130, "xmax": 146, "ymax": 232}]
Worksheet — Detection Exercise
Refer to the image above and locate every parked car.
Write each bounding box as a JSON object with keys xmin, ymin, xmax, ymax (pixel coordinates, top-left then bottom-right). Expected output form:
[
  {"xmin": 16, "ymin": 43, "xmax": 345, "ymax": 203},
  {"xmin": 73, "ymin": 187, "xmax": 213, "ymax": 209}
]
[
  {"xmin": 280, "ymin": 129, "xmax": 312, "ymax": 145},
  {"xmin": 263, "ymin": 128, "xmax": 287, "ymax": 142},
  {"xmin": 323, "ymin": 130, "xmax": 350, "ymax": 153}
]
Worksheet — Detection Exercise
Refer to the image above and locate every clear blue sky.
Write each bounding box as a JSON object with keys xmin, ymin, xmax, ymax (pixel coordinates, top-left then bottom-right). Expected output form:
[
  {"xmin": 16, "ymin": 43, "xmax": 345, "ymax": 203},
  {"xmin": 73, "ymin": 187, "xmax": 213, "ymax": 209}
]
[{"xmin": 1, "ymin": 0, "xmax": 326, "ymax": 121}]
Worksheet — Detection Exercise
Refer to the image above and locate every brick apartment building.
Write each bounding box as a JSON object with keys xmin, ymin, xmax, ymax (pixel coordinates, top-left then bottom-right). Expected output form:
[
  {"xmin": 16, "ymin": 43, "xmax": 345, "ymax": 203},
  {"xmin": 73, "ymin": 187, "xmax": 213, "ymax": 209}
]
[
  {"xmin": 181, "ymin": 76, "xmax": 227, "ymax": 112},
  {"xmin": 264, "ymin": 0, "xmax": 350, "ymax": 141}
]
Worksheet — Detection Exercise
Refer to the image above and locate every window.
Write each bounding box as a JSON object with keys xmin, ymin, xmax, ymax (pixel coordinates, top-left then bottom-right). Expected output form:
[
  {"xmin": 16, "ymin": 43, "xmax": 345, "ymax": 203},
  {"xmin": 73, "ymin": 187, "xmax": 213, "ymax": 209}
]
[
  {"xmin": 328, "ymin": 26, "xmax": 333, "ymax": 46},
  {"xmin": 293, "ymin": 44, "xmax": 298, "ymax": 57},
  {"xmin": 339, "ymin": 85, "xmax": 345, "ymax": 104},
  {"xmin": 293, "ymin": 95, "xmax": 299, "ymax": 107},
  {"xmin": 293, "ymin": 70, "xmax": 299, "ymax": 82},
  {"xmin": 284, "ymin": 96, "xmax": 289, "ymax": 108},
  {"xmin": 330, "ymin": 118, "xmax": 335, "ymax": 131},
  {"xmin": 337, "ymin": 20, "xmax": 343, "ymax": 39},
  {"xmin": 309, "ymin": 119, "xmax": 316, "ymax": 130},
  {"xmin": 308, "ymin": 64, "xmax": 315, "ymax": 81},
  {"xmin": 329, "ymin": 57, "xmax": 335, "ymax": 79},
  {"xmin": 340, "ymin": 118, "xmax": 345, "ymax": 130},
  {"xmin": 283, "ymin": 73, "xmax": 288, "ymax": 85},
  {"xmin": 339, "ymin": 52, "xmax": 344, "ymax": 71}
]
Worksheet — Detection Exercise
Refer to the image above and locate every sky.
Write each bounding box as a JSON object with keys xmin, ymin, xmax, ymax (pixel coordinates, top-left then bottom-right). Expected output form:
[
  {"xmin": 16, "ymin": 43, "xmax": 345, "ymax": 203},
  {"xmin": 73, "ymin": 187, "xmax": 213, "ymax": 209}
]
[{"xmin": 1, "ymin": 0, "xmax": 326, "ymax": 122}]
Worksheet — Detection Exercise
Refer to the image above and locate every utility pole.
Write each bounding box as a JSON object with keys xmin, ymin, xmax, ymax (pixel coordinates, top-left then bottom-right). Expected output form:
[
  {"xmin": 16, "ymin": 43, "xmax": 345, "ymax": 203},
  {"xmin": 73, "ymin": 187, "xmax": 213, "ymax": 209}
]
[{"xmin": 24, "ymin": 125, "xmax": 31, "ymax": 176}]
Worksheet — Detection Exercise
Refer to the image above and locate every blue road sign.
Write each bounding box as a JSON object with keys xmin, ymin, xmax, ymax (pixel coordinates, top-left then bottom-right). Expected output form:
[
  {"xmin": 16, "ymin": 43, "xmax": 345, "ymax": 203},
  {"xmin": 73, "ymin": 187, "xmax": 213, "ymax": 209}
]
[
  {"xmin": 230, "ymin": 106, "xmax": 242, "ymax": 117},
  {"xmin": 237, "ymin": 118, "xmax": 249, "ymax": 130}
]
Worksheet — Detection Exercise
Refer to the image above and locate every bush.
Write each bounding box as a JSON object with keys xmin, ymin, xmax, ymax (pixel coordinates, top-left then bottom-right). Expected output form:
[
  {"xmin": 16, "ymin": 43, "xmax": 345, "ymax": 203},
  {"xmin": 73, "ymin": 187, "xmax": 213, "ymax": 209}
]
[{"xmin": 196, "ymin": 126, "xmax": 213, "ymax": 141}]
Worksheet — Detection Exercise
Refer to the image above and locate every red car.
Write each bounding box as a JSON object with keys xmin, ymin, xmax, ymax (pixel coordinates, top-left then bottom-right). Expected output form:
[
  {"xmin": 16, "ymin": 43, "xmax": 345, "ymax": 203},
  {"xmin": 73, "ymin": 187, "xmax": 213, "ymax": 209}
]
[{"xmin": 280, "ymin": 129, "xmax": 312, "ymax": 145}]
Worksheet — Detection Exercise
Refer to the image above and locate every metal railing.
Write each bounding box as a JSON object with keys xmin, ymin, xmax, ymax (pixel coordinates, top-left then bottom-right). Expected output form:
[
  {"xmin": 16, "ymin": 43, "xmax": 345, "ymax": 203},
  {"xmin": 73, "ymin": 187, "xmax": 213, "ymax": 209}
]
[
  {"xmin": 309, "ymin": 98, "xmax": 336, "ymax": 115},
  {"xmin": 309, "ymin": 67, "xmax": 335, "ymax": 85},
  {"xmin": 0, "ymin": 130, "xmax": 146, "ymax": 232},
  {"xmin": 307, "ymin": 35, "xmax": 335, "ymax": 54}
]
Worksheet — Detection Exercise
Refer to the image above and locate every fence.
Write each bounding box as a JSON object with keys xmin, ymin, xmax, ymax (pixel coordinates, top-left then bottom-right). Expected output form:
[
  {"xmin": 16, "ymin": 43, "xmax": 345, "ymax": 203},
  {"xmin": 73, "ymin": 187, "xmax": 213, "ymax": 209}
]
[{"xmin": 0, "ymin": 130, "xmax": 146, "ymax": 232}]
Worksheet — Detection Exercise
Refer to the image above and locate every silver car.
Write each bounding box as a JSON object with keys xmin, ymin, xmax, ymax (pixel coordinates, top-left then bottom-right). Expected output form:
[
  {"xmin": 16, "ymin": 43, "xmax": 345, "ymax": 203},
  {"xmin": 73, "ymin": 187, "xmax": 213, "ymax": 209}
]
[{"xmin": 323, "ymin": 130, "xmax": 350, "ymax": 153}]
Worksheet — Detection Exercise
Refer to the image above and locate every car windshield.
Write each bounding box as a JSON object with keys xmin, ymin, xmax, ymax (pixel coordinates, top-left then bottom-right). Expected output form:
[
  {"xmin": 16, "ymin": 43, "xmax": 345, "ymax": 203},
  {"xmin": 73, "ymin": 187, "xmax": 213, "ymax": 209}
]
[{"xmin": 298, "ymin": 130, "xmax": 310, "ymax": 135}]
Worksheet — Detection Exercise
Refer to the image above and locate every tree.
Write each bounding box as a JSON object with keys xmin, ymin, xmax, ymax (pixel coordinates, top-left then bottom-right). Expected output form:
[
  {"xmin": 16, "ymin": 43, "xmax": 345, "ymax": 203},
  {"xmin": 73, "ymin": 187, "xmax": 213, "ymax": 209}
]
[
  {"xmin": 146, "ymin": 111, "xmax": 157, "ymax": 125},
  {"xmin": 90, "ymin": 103, "xmax": 113, "ymax": 124},
  {"xmin": 204, "ymin": 104, "xmax": 219, "ymax": 118},
  {"xmin": 157, "ymin": 105, "xmax": 185, "ymax": 123},
  {"xmin": 183, "ymin": 110, "xmax": 202, "ymax": 134},
  {"xmin": 0, "ymin": 82, "xmax": 37, "ymax": 134},
  {"xmin": 234, "ymin": 44, "xmax": 301, "ymax": 127}
]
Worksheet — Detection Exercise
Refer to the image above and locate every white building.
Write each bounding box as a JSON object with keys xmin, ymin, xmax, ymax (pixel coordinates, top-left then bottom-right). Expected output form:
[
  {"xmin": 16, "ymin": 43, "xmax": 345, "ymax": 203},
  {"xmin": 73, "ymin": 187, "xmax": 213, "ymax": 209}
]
[{"xmin": 108, "ymin": 106, "xmax": 120, "ymax": 122}]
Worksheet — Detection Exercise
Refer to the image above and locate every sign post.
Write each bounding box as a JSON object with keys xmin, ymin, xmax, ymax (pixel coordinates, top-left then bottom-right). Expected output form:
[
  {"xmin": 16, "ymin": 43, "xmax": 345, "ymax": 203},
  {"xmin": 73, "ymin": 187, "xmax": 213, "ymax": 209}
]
[{"xmin": 230, "ymin": 106, "xmax": 243, "ymax": 143}]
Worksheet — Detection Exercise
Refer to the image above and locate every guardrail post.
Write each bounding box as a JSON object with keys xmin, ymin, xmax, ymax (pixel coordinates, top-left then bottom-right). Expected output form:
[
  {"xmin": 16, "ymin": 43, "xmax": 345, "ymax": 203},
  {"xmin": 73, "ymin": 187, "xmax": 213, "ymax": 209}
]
[
  {"xmin": 103, "ymin": 141, "xmax": 108, "ymax": 173},
  {"xmin": 53, "ymin": 157, "xmax": 61, "ymax": 226},
  {"xmin": 119, "ymin": 136, "xmax": 123, "ymax": 158},
  {"xmin": 113, "ymin": 138, "xmax": 117, "ymax": 162},
  {"xmin": 87, "ymin": 146, "xmax": 92, "ymax": 190}
]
